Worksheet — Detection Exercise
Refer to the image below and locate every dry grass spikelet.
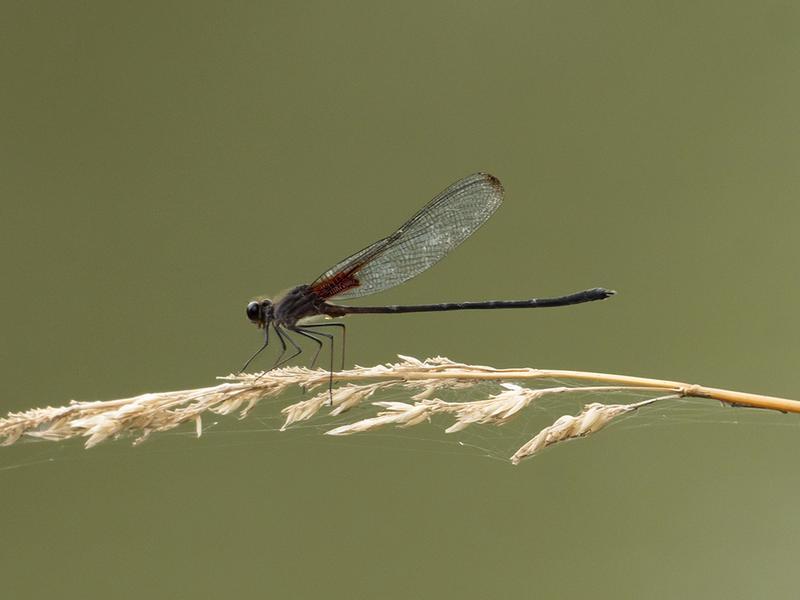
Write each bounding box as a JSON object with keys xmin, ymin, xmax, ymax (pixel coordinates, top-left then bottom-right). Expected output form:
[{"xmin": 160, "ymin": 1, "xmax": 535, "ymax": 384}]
[
  {"xmin": 509, "ymin": 396, "xmax": 671, "ymax": 464},
  {"xmin": 2, "ymin": 356, "xmax": 798, "ymax": 464}
]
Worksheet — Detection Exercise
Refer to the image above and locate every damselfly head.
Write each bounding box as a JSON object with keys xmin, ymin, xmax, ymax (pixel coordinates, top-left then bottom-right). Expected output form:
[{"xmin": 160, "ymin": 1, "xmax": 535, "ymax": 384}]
[{"xmin": 246, "ymin": 299, "xmax": 273, "ymax": 328}]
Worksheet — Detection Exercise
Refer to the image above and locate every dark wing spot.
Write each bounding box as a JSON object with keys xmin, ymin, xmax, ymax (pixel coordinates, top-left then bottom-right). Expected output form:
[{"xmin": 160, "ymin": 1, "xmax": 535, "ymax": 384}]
[{"xmin": 482, "ymin": 172, "xmax": 504, "ymax": 195}]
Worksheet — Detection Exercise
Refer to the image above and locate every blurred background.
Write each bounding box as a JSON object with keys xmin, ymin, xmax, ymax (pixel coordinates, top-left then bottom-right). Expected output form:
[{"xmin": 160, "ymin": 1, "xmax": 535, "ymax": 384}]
[{"xmin": 2, "ymin": 2, "xmax": 800, "ymax": 598}]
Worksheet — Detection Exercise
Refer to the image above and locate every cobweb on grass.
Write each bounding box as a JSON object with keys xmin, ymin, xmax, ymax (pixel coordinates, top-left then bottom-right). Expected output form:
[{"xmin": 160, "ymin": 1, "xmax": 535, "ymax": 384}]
[
  {"xmin": 161, "ymin": 382, "xmax": 798, "ymax": 467},
  {"xmin": 264, "ymin": 379, "xmax": 797, "ymax": 463},
  {"xmin": 1, "ymin": 356, "xmax": 797, "ymax": 472}
]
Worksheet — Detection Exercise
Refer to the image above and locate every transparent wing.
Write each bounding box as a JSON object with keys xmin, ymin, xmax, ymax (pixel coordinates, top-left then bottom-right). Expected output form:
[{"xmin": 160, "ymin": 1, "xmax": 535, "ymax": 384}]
[{"xmin": 310, "ymin": 172, "xmax": 504, "ymax": 300}]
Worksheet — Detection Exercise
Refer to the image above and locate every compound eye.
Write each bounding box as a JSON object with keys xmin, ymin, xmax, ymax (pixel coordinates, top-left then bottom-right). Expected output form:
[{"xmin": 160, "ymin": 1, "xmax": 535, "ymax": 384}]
[{"xmin": 246, "ymin": 301, "xmax": 261, "ymax": 322}]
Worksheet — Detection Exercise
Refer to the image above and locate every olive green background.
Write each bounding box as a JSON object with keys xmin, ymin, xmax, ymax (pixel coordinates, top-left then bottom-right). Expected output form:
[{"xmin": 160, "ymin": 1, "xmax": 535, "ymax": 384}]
[{"xmin": 3, "ymin": 2, "xmax": 800, "ymax": 598}]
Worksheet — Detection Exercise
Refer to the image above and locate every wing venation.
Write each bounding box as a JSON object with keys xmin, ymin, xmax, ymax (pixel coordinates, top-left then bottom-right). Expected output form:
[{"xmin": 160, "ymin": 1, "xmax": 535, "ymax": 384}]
[{"xmin": 310, "ymin": 172, "xmax": 504, "ymax": 300}]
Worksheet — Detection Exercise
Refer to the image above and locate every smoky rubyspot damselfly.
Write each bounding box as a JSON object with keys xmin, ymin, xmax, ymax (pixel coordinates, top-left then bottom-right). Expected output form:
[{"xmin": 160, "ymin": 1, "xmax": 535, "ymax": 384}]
[{"xmin": 242, "ymin": 172, "xmax": 615, "ymax": 378}]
